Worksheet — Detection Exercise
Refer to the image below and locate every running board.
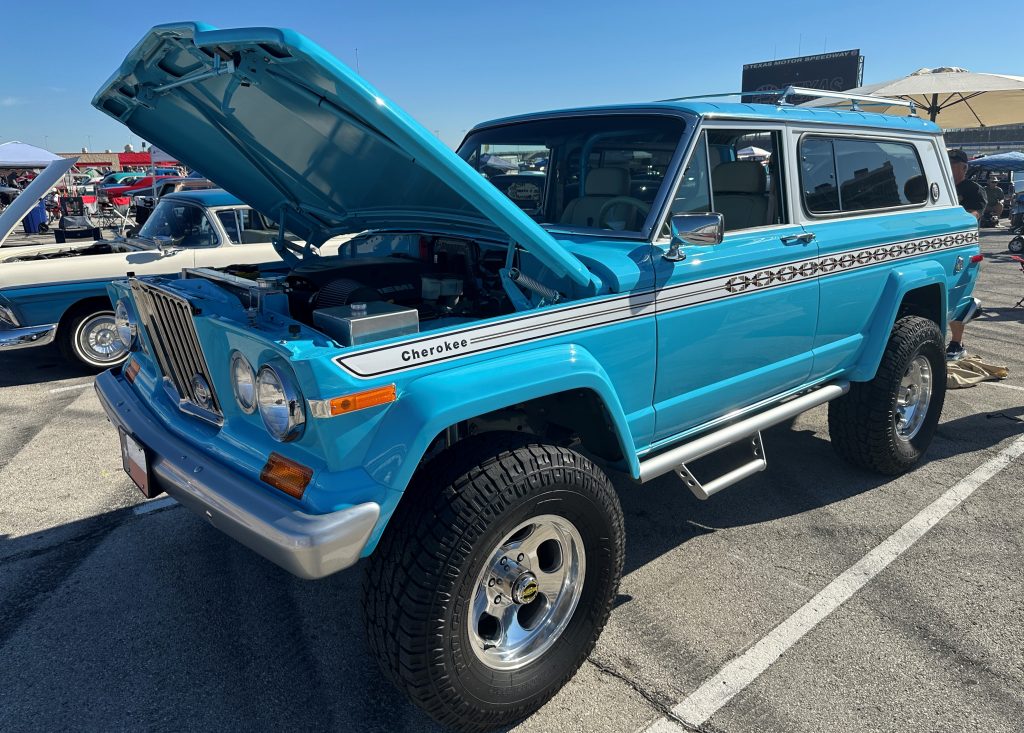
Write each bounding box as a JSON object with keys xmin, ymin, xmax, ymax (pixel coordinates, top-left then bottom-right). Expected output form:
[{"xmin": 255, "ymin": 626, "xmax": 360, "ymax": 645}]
[{"xmin": 638, "ymin": 381, "xmax": 850, "ymax": 498}]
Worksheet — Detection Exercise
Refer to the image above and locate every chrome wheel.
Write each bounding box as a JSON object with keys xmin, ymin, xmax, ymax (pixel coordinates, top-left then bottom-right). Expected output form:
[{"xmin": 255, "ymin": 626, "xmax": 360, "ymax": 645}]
[
  {"xmin": 468, "ymin": 515, "xmax": 586, "ymax": 671},
  {"xmin": 76, "ymin": 311, "xmax": 127, "ymax": 366},
  {"xmin": 895, "ymin": 354, "xmax": 933, "ymax": 441}
]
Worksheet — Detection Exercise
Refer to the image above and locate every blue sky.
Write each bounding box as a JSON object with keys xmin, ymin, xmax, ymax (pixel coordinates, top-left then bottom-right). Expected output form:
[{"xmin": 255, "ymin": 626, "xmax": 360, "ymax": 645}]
[{"xmin": 0, "ymin": 0, "xmax": 987, "ymax": 153}]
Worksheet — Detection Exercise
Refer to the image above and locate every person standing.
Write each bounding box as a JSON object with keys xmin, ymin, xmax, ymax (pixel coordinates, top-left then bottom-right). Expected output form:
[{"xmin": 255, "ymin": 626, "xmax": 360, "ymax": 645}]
[{"xmin": 946, "ymin": 149, "xmax": 986, "ymax": 361}]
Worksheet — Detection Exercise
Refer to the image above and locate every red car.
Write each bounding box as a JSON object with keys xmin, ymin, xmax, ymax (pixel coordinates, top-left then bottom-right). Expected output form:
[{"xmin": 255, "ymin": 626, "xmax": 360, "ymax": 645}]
[{"xmin": 100, "ymin": 175, "xmax": 177, "ymax": 201}]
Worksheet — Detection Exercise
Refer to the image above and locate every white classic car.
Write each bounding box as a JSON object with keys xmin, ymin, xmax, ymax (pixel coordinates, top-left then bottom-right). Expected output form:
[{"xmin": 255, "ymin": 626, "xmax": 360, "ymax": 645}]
[{"xmin": 0, "ymin": 189, "xmax": 286, "ymax": 368}]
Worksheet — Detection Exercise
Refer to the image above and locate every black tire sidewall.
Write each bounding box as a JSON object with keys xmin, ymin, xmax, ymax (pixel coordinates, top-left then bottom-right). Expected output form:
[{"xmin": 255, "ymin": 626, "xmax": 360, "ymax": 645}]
[
  {"xmin": 1009, "ymin": 237, "xmax": 1024, "ymax": 254},
  {"xmin": 883, "ymin": 320, "xmax": 946, "ymax": 466},
  {"xmin": 62, "ymin": 308, "xmax": 127, "ymax": 371},
  {"xmin": 445, "ymin": 484, "xmax": 619, "ymax": 710}
]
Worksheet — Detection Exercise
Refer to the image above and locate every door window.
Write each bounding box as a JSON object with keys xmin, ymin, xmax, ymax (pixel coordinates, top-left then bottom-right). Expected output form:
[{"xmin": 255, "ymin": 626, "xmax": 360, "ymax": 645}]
[{"xmin": 668, "ymin": 128, "xmax": 787, "ymax": 232}]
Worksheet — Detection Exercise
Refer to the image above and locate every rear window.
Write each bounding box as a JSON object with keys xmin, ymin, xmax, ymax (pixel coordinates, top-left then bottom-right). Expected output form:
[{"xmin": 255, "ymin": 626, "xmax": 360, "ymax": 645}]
[{"xmin": 799, "ymin": 136, "xmax": 927, "ymax": 215}]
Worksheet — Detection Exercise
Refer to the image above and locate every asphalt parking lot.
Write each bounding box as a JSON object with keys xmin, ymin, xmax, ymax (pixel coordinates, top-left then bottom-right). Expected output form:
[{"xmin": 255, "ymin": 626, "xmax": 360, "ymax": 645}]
[{"xmin": 1, "ymin": 229, "xmax": 1022, "ymax": 733}]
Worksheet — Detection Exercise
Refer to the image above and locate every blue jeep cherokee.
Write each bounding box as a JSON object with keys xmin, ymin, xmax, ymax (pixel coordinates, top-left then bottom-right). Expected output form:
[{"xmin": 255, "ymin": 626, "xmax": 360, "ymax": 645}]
[{"xmin": 92, "ymin": 23, "xmax": 982, "ymax": 732}]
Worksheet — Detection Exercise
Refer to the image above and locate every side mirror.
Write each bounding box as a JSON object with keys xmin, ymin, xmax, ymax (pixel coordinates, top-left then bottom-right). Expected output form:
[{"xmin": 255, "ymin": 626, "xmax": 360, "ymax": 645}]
[{"xmin": 664, "ymin": 213, "xmax": 724, "ymax": 261}]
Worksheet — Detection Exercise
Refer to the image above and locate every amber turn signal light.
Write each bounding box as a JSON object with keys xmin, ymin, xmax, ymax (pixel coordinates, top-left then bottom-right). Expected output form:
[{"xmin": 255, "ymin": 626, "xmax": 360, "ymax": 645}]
[
  {"xmin": 328, "ymin": 384, "xmax": 397, "ymax": 416},
  {"xmin": 260, "ymin": 452, "xmax": 314, "ymax": 499},
  {"xmin": 123, "ymin": 358, "xmax": 141, "ymax": 383}
]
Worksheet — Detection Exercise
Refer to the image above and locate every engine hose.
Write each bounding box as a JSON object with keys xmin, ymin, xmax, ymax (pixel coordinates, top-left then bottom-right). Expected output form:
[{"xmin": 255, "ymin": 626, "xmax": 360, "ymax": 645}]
[{"xmin": 509, "ymin": 268, "xmax": 561, "ymax": 303}]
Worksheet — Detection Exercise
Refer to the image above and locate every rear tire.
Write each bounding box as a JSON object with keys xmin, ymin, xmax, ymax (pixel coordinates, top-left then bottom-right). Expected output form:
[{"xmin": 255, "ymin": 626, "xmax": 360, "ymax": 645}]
[
  {"xmin": 828, "ymin": 315, "xmax": 946, "ymax": 475},
  {"xmin": 1009, "ymin": 236, "xmax": 1024, "ymax": 254},
  {"xmin": 363, "ymin": 434, "xmax": 624, "ymax": 732},
  {"xmin": 58, "ymin": 305, "xmax": 128, "ymax": 371}
]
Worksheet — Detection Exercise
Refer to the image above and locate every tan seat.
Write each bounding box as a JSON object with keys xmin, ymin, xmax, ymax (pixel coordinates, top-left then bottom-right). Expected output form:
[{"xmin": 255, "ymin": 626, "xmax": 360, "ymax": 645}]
[
  {"xmin": 561, "ymin": 168, "xmax": 631, "ymax": 228},
  {"xmin": 712, "ymin": 161, "xmax": 769, "ymax": 231}
]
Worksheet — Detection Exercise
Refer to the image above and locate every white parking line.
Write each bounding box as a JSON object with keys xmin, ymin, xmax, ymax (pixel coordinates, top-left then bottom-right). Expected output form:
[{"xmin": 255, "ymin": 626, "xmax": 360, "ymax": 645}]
[
  {"xmin": 985, "ymin": 381, "xmax": 1024, "ymax": 392},
  {"xmin": 644, "ymin": 434, "xmax": 1024, "ymax": 732},
  {"xmin": 48, "ymin": 382, "xmax": 93, "ymax": 394},
  {"xmin": 132, "ymin": 496, "xmax": 177, "ymax": 515}
]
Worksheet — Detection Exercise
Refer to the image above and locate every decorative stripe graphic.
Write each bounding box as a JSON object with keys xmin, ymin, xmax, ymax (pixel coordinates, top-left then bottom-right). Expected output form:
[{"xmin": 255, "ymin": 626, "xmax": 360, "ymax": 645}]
[{"xmin": 335, "ymin": 230, "xmax": 978, "ymax": 378}]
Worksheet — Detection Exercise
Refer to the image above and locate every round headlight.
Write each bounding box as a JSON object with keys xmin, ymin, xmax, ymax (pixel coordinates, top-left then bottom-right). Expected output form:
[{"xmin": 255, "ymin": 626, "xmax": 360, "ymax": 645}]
[
  {"xmin": 256, "ymin": 364, "xmax": 305, "ymax": 442},
  {"xmin": 114, "ymin": 300, "xmax": 137, "ymax": 349},
  {"xmin": 230, "ymin": 352, "xmax": 257, "ymax": 414}
]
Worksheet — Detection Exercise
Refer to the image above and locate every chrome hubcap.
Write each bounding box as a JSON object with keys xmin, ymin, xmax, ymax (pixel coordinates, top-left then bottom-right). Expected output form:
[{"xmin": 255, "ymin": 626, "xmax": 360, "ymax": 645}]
[
  {"xmin": 895, "ymin": 355, "xmax": 933, "ymax": 441},
  {"xmin": 468, "ymin": 515, "xmax": 585, "ymax": 671},
  {"xmin": 78, "ymin": 312, "xmax": 126, "ymax": 364}
]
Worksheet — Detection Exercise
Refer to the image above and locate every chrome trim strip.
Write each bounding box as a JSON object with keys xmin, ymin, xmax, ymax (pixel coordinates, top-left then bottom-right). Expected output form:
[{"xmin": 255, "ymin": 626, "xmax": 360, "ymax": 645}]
[{"xmin": 0, "ymin": 322, "xmax": 57, "ymax": 350}]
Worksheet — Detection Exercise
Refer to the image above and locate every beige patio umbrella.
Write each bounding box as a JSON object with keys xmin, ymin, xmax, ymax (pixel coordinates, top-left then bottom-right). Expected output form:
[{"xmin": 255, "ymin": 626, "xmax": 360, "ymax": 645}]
[{"xmin": 802, "ymin": 67, "xmax": 1024, "ymax": 127}]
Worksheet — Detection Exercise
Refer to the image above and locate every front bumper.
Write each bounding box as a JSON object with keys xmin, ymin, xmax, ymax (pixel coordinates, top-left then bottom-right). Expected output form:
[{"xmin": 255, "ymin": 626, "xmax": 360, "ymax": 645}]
[
  {"xmin": 0, "ymin": 323, "xmax": 57, "ymax": 351},
  {"xmin": 95, "ymin": 369, "xmax": 381, "ymax": 579}
]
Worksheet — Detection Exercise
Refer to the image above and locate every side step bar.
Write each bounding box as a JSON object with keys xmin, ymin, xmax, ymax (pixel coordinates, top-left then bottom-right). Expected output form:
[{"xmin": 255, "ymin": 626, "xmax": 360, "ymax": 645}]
[{"xmin": 638, "ymin": 381, "xmax": 850, "ymax": 498}]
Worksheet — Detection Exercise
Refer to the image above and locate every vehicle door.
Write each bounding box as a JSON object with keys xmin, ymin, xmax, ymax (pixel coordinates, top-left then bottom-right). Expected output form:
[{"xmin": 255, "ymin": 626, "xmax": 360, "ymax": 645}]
[
  {"xmin": 193, "ymin": 207, "xmax": 281, "ymax": 268},
  {"xmin": 651, "ymin": 123, "xmax": 819, "ymax": 442},
  {"xmin": 790, "ymin": 131, "xmax": 957, "ymax": 378}
]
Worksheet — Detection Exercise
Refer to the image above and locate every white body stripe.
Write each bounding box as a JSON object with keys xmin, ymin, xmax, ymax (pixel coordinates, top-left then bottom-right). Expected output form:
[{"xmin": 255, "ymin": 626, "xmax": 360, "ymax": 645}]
[{"xmin": 335, "ymin": 230, "xmax": 978, "ymax": 378}]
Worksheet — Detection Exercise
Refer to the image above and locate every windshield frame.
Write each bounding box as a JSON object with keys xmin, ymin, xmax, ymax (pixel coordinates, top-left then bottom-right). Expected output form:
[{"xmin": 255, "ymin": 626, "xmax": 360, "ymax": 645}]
[
  {"xmin": 136, "ymin": 198, "xmax": 222, "ymax": 248},
  {"xmin": 457, "ymin": 109, "xmax": 696, "ymax": 241}
]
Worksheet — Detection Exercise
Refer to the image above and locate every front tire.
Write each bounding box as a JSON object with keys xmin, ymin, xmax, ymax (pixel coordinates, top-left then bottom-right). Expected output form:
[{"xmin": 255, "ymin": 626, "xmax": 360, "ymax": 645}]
[
  {"xmin": 363, "ymin": 435, "xmax": 624, "ymax": 732},
  {"xmin": 59, "ymin": 306, "xmax": 128, "ymax": 371},
  {"xmin": 828, "ymin": 315, "xmax": 946, "ymax": 475},
  {"xmin": 1008, "ymin": 236, "xmax": 1024, "ymax": 254}
]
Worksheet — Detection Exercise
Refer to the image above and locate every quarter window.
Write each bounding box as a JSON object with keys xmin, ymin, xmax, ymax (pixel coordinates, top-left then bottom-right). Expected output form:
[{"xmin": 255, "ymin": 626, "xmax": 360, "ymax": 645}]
[{"xmin": 800, "ymin": 136, "xmax": 927, "ymax": 215}]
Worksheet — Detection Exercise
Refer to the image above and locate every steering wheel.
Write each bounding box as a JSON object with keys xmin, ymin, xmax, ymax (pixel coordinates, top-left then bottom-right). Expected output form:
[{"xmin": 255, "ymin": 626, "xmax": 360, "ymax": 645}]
[{"xmin": 597, "ymin": 196, "xmax": 651, "ymax": 230}]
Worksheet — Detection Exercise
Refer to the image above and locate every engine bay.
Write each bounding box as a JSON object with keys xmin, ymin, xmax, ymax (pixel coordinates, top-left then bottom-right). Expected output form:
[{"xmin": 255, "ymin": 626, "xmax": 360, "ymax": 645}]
[{"xmin": 217, "ymin": 233, "xmax": 535, "ymax": 348}]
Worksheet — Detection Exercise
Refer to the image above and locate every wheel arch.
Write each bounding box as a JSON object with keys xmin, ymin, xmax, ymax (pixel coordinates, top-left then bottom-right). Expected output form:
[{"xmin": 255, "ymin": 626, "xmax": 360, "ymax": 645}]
[
  {"xmin": 359, "ymin": 343, "xmax": 638, "ymax": 554},
  {"xmin": 848, "ymin": 263, "xmax": 947, "ymax": 382}
]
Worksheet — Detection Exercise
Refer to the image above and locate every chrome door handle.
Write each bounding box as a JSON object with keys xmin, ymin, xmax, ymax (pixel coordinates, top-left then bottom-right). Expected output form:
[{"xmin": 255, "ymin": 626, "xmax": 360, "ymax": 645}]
[{"xmin": 781, "ymin": 232, "xmax": 816, "ymax": 245}]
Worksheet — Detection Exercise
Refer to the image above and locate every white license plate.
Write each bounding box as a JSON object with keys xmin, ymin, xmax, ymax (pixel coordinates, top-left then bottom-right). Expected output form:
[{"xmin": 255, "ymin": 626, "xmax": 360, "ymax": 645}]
[{"xmin": 119, "ymin": 429, "xmax": 154, "ymax": 497}]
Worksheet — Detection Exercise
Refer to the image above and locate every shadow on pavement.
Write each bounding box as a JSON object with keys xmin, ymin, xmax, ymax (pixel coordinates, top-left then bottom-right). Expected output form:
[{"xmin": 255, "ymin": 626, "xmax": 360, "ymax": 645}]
[
  {"xmin": 0, "ymin": 505, "xmax": 445, "ymax": 733},
  {"xmin": 0, "ymin": 343, "xmax": 91, "ymax": 388}
]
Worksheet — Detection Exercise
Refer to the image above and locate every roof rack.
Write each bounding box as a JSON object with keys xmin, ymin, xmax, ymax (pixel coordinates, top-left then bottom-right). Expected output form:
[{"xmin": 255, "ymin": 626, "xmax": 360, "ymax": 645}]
[
  {"xmin": 655, "ymin": 87, "xmax": 917, "ymax": 116},
  {"xmin": 776, "ymin": 86, "xmax": 917, "ymax": 115}
]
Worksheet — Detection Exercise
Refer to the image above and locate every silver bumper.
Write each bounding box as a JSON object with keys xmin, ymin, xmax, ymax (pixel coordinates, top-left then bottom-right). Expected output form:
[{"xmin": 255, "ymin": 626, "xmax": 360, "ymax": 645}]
[
  {"xmin": 94, "ymin": 369, "xmax": 381, "ymax": 579},
  {"xmin": 0, "ymin": 322, "xmax": 57, "ymax": 350}
]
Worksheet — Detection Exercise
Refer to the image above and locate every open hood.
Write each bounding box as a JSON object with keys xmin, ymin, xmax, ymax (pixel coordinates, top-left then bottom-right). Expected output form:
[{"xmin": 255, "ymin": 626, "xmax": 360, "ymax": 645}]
[
  {"xmin": 92, "ymin": 23, "xmax": 596, "ymax": 289},
  {"xmin": 0, "ymin": 157, "xmax": 76, "ymax": 247}
]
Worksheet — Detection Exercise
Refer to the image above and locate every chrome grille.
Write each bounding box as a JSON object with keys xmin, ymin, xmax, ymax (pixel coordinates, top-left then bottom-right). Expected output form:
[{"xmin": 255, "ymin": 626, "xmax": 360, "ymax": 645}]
[{"xmin": 130, "ymin": 279, "xmax": 222, "ymax": 421}]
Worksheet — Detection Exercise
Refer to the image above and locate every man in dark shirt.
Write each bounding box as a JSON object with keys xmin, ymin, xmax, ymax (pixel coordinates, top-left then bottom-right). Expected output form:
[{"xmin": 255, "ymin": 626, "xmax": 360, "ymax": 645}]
[{"xmin": 946, "ymin": 149, "xmax": 984, "ymax": 360}]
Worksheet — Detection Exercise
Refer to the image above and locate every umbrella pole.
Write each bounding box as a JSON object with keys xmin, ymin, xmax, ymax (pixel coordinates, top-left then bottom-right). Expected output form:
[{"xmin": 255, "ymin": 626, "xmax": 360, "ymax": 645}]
[{"xmin": 930, "ymin": 93, "xmax": 939, "ymax": 122}]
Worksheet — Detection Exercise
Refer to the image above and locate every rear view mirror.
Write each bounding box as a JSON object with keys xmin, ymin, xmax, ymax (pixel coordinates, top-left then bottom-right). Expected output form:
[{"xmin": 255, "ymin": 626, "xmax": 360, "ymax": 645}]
[{"xmin": 665, "ymin": 213, "xmax": 724, "ymax": 261}]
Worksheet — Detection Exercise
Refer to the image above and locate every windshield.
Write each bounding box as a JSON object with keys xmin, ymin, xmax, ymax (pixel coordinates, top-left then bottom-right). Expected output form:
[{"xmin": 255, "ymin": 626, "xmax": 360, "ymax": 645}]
[
  {"xmin": 457, "ymin": 115, "xmax": 685, "ymax": 233},
  {"xmin": 137, "ymin": 200, "xmax": 219, "ymax": 247}
]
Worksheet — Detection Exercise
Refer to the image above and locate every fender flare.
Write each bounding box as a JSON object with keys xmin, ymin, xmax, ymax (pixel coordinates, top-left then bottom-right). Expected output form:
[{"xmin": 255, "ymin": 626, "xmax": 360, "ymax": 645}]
[
  {"xmin": 848, "ymin": 261, "xmax": 947, "ymax": 382},
  {"xmin": 363, "ymin": 342, "xmax": 638, "ymax": 495}
]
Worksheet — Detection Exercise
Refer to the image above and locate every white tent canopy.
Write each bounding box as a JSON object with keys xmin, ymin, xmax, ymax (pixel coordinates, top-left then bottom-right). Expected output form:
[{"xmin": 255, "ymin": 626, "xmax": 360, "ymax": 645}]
[
  {"xmin": 802, "ymin": 67, "xmax": 1024, "ymax": 128},
  {"xmin": 0, "ymin": 141, "xmax": 64, "ymax": 168}
]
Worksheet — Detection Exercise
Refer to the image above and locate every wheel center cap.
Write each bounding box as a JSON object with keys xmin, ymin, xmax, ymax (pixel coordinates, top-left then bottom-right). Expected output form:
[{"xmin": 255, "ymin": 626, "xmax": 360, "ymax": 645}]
[{"xmin": 511, "ymin": 573, "xmax": 539, "ymax": 605}]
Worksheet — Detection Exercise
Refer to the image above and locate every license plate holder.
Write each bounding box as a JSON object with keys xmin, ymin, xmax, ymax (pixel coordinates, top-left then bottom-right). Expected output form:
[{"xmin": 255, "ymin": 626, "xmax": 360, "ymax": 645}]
[{"xmin": 119, "ymin": 429, "xmax": 160, "ymax": 498}]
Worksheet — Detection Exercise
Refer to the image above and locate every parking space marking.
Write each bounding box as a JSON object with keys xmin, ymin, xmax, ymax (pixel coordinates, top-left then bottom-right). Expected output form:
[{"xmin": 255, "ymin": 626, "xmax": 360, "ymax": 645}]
[
  {"xmin": 643, "ymin": 434, "xmax": 1024, "ymax": 732},
  {"xmin": 48, "ymin": 382, "xmax": 93, "ymax": 394},
  {"xmin": 131, "ymin": 496, "xmax": 177, "ymax": 515},
  {"xmin": 985, "ymin": 381, "xmax": 1024, "ymax": 392}
]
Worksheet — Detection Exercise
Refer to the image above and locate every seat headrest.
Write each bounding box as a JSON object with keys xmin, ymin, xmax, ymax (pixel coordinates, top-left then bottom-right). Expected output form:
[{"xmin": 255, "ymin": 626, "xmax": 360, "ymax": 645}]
[
  {"xmin": 585, "ymin": 167, "xmax": 630, "ymax": 196},
  {"xmin": 712, "ymin": 161, "xmax": 766, "ymax": 194}
]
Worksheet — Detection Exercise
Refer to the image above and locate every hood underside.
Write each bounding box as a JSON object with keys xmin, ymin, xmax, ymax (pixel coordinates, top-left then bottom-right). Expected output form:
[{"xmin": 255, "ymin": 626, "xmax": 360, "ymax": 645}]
[{"xmin": 92, "ymin": 23, "xmax": 595, "ymax": 288}]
